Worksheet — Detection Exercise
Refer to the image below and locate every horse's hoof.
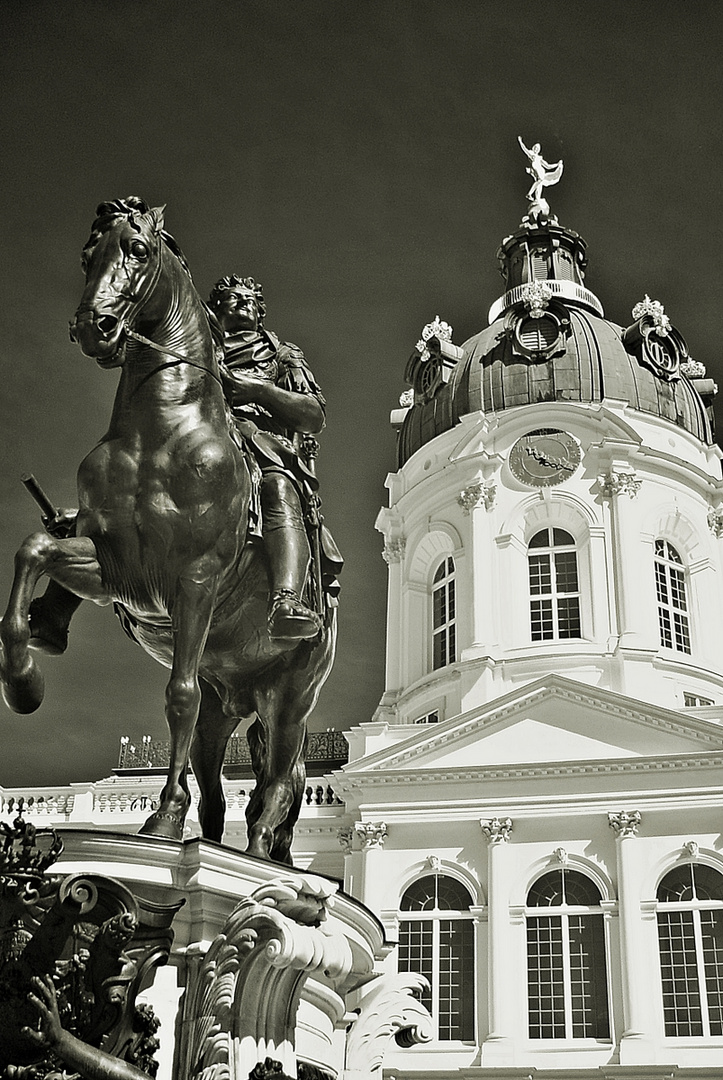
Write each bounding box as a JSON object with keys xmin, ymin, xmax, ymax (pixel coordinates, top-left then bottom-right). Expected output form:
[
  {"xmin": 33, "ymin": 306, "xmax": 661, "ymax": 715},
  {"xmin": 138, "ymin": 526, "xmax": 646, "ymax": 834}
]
[
  {"xmin": 138, "ymin": 810, "xmax": 184, "ymax": 841},
  {"xmin": 0, "ymin": 656, "xmax": 44, "ymax": 714}
]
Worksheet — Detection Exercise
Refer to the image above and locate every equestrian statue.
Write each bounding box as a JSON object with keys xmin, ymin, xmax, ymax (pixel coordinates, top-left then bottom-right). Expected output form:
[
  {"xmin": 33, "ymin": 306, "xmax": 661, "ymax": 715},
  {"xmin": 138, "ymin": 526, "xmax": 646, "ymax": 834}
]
[{"xmin": 0, "ymin": 197, "xmax": 340, "ymax": 866}]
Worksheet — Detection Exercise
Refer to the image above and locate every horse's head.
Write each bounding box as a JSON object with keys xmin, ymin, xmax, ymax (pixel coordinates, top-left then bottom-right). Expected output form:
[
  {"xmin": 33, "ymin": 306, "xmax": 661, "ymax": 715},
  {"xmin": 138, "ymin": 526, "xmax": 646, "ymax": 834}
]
[{"xmin": 69, "ymin": 197, "xmax": 170, "ymax": 367}]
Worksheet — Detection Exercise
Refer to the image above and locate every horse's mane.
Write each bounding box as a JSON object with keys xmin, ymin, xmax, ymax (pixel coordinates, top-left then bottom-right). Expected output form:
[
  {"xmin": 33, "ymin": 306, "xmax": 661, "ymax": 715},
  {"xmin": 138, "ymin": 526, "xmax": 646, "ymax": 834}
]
[{"xmin": 83, "ymin": 196, "xmax": 193, "ymax": 280}]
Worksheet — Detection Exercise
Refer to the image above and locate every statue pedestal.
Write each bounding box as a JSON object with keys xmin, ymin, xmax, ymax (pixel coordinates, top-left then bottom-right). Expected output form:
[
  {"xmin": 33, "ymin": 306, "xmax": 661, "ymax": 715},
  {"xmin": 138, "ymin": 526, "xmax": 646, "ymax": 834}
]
[{"xmin": 52, "ymin": 830, "xmax": 431, "ymax": 1080}]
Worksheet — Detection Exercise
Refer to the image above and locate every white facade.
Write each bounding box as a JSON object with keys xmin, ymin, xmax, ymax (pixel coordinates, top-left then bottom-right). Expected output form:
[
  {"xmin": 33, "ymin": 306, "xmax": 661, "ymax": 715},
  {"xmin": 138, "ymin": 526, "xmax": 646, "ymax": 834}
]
[{"xmin": 375, "ymin": 397, "xmax": 723, "ymax": 724}]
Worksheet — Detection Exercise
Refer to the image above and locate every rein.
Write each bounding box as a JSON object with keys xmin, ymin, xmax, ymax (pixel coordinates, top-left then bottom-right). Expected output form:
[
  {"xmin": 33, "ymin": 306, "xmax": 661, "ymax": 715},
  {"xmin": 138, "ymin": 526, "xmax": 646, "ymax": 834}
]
[{"xmin": 124, "ymin": 324, "xmax": 225, "ymax": 395}]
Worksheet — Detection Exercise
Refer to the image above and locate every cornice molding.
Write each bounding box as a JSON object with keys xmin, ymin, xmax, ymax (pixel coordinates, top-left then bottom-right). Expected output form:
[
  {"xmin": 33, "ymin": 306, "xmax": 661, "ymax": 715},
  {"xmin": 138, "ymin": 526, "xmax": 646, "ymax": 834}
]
[{"xmin": 337, "ymin": 751, "xmax": 723, "ymax": 788}]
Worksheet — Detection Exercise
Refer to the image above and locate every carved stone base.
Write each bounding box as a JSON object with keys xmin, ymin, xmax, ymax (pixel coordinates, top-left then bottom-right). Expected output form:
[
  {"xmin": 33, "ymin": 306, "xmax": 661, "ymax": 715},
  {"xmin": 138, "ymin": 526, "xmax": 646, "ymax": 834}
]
[{"xmin": 46, "ymin": 830, "xmax": 431, "ymax": 1080}]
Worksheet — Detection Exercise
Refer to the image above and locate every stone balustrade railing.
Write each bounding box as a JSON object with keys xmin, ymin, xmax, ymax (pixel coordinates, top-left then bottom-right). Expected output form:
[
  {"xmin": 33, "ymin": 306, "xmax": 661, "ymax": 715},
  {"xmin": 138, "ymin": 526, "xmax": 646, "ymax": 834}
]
[{"xmin": 0, "ymin": 776, "xmax": 344, "ymax": 828}]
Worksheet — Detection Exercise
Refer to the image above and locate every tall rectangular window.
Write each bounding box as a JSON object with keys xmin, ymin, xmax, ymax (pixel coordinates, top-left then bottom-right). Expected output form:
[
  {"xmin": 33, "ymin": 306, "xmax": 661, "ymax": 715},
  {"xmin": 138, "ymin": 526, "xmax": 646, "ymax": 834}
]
[
  {"xmin": 399, "ymin": 874, "xmax": 475, "ymax": 1042},
  {"xmin": 526, "ymin": 869, "xmax": 610, "ymax": 1041},
  {"xmin": 432, "ymin": 557, "xmax": 457, "ymax": 669},
  {"xmin": 657, "ymin": 863, "xmax": 723, "ymax": 1037},
  {"xmin": 655, "ymin": 539, "xmax": 691, "ymax": 654},
  {"xmin": 529, "ymin": 529, "xmax": 581, "ymax": 641}
]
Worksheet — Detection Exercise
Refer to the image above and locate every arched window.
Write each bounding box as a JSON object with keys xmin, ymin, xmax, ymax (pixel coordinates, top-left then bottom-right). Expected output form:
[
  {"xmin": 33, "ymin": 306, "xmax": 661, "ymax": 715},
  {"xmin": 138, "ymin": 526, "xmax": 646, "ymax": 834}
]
[
  {"xmin": 432, "ymin": 557, "xmax": 456, "ymax": 669},
  {"xmin": 398, "ymin": 873, "xmax": 475, "ymax": 1041},
  {"xmin": 526, "ymin": 869, "xmax": 610, "ymax": 1040},
  {"xmin": 528, "ymin": 529, "xmax": 581, "ymax": 641},
  {"xmin": 655, "ymin": 540, "xmax": 691, "ymax": 654},
  {"xmin": 657, "ymin": 862, "xmax": 723, "ymax": 1036}
]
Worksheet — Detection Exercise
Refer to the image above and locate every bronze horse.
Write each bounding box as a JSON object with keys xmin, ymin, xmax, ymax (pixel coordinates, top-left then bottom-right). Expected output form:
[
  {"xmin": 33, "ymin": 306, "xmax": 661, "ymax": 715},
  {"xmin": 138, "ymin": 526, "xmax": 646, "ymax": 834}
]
[{"xmin": 0, "ymin": 200, "xmax": 336, "ymax": 865}]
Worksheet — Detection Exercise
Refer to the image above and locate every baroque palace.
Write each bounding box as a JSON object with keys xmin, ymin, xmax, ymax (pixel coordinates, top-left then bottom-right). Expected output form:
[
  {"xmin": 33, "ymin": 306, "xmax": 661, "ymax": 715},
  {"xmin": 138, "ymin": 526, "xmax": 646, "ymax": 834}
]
[{"xmin": 4, "ymin": 158, "xmax": 723, "ymax": 1080}]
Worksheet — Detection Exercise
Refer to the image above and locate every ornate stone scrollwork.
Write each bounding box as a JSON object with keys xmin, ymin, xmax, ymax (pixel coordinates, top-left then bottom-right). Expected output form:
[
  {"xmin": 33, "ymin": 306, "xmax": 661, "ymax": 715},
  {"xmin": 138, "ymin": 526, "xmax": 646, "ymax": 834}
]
[
  {"xmin": 598, "ymin": 469, "xmax": 642, "ymax": 499},
  {"xmin": 354, "ymin": 821, "xmax": 388, "ymax": 849},
  {"xmin": 624, "ymin": 296, "xmax": 689, "ymax": 383},
  {"xmin": 608, "ymin": 810, "xmax": 642, "ymax": 838},
  {"xmin": 457, "ymin": 479, "xmax": 496, "ymax": 513},
  {"xmin": 552, "ymin": 847, "xmax": 568, "ymax": 865},
  {"xmin": 0, "ymin": 814, "xmax": 182, "ymax": 1079},
  {"xmin": 382, "ymin": 537, "xmax": 406, "ymax": 565},
  {"xmin": 683, "ymin": 840, "xmax": 699, "ymax": 859},
  {"xmin": 178, "ymin": 874, "xmax": 376, "ymax": 1080},
  {"xmin": 480, "ymin": 817, "xmax": 513, "ymax": 844},
  {"xmin": 345, "ymin": 972, "xmax": 433, "ymax": 1075}
]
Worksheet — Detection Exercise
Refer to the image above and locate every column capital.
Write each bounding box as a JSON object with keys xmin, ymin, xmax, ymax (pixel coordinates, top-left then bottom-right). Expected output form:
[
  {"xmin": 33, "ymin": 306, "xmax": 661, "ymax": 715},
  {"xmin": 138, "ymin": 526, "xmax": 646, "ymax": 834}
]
[
  {"xmin": 382, "ymin": 537, "xmax": 406, "ymax": 564},
  {"xmin": 480, "ymin": 816, "xmax": 513, "ymax": 844},
  {"xmin": 598, "ymin": 468, "xmax": 642, "ymax": 499},
  {"xmin": 337, "ymin": 826, "xmax": 354, "ymax": 854},
  {"xmin": 608, "ymin": 810, "xmax": 642, "ymax": 838},
  {"xmin": 457, "ymin": 479, "xmax": 496, "ymax": 513},
  {"xmin": 708, "ymin": 507, "xmax": 723, "ymax": 538},
  {"xmin": 354, "ymin": 820, "xmax": 388, "ymax": 849}
]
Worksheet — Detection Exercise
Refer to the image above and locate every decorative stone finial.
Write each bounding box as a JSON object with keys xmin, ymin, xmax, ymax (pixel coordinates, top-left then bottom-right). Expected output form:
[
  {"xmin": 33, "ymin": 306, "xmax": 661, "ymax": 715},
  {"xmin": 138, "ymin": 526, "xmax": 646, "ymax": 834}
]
[
  {"xmin": 416, "ymin": 316, "xmax": 453, "ymax": 362},
  {"xmin": 681, "ymin": 358, "xmax": 707, "ymax": 379},
  {"xmin": 518, "ymin": 136, "xmax": 564, "ymax": 222},
  {"xmin": 520, "ymin": 281, "xmax": 553, "ymax": 318},
  {"xmin": 632, "ymin": 295, "xmax": 671, "ymax": 336}
]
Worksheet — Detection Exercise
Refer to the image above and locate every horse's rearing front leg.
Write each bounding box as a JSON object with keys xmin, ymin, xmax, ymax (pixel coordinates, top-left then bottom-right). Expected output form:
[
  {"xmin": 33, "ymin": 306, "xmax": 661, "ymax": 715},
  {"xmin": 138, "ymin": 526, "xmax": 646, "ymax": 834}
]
[
  {"xmin": 0, "ymin": 532, "xmax": 109, "ymax": 714},
  {"xmin": 139, "ymin": 572, "xmax": 219, "ymax": 842}
]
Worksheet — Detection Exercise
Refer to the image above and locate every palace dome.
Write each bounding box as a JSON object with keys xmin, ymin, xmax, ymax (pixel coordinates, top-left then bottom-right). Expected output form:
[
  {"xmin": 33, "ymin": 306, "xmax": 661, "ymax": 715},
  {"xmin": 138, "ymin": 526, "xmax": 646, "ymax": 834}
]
[{"xmin": 398, "ymin": 216, "xmax": 716, "ymax": 466}]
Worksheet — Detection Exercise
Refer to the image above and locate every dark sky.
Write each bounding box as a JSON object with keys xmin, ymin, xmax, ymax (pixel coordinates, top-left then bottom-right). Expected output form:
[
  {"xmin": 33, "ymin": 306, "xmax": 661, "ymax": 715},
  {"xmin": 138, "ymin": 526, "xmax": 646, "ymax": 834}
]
[{"xmin": 1, "ymin": 1, "xmax": 722, "ymax": 786}]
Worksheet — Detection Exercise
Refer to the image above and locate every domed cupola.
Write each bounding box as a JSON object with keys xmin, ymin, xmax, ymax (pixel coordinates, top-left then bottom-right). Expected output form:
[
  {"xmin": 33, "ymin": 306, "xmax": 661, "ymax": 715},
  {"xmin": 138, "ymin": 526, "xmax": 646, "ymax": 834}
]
[{"xmin": 398, "ymin": 141, "xmax": 717, "ymax": 466}]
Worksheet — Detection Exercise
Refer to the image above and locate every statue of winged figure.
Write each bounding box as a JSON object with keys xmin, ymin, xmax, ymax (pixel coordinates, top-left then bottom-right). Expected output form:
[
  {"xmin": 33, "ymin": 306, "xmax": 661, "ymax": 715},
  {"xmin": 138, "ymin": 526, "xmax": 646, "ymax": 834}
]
[{"xmin": 518, "ymin": 136, "xmax": 564, "ymax": 217}]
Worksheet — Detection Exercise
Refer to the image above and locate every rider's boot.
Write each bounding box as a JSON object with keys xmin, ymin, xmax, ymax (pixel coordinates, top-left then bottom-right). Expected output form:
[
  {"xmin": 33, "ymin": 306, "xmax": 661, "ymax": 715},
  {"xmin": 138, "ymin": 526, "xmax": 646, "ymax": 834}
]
[
  {"xmin": 262, "ymin": 476, "xmax": 322, "ymax": 642},
  {"xmin": 28, "ymin": 581, "xmax": 82, "ymax": 655}
]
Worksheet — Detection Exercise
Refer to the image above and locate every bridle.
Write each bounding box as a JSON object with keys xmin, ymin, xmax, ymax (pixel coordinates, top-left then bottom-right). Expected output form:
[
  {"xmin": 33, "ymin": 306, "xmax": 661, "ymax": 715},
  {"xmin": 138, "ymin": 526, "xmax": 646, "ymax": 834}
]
[
  {"xmin": 115, "ymin": 232, "xmax": 225, "ymax": 394},
  {"xmin": 79, "ymin": 215, "xmax": 225, "ymax": 395},
  {"xmin": 123, "ymin": 323, "xmax": 225, "ymax": 395}
]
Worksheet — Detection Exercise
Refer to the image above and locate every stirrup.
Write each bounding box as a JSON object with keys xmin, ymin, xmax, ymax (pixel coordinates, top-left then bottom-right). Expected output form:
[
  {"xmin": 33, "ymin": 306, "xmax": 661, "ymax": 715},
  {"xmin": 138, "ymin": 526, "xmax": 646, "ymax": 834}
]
[{"xmin": 268, "ymin": 589, "xmax": 322, "ymax": 642}]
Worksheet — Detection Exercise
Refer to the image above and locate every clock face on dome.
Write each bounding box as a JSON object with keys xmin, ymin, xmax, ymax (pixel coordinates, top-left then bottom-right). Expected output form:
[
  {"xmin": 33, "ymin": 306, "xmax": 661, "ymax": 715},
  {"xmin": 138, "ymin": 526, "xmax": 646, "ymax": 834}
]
[{"xmin": 509, "ymin": 429, "xmax": 581, "ymax": 487}]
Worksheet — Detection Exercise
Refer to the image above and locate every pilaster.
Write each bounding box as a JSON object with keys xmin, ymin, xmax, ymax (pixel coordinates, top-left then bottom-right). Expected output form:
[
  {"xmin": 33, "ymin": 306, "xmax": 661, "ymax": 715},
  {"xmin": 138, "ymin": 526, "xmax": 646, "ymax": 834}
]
[
  {"xmin": 463, "ymin": 477, "xmax": 497, "ymax": 653},
  {"xmin": 598, "ymin": 469, "xmax": 650, "ymax": 649},
  {"xmin": 479, "ymin": 816, "xmax": 514, "ymax": 1064},
  {"xmin": 608, "ymin": 809, "xmax": 654, "ymax": 1062}
]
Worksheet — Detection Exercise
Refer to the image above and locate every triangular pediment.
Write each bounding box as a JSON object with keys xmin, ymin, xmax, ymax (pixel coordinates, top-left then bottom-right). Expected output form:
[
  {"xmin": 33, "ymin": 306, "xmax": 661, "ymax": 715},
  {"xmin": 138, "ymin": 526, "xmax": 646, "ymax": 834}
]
[{"xmin": 347, "ymin": 675, "xmax": 723, "ymax": 775}]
